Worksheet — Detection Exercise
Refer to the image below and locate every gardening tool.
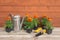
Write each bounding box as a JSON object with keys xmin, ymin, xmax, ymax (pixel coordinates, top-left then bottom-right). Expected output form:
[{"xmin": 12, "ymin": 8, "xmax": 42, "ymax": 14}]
[
  {"xmin": 9, "ymin": 13, "xmax": 25, "ymax": 32},
  {"xmin": 35, "ymin": 32, "xmax": 43, "ymax": 37}
]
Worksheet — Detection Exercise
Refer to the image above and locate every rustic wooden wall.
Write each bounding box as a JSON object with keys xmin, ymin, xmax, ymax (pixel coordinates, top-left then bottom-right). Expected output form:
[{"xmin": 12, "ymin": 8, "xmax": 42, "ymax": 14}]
[{"xmin": 0, "ymin": 0, "xmax": 60, "ymax": 27}]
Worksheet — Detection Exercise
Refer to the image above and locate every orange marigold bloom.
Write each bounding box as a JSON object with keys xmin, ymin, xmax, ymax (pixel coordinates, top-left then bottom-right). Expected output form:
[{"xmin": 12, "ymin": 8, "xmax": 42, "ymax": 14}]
[
  {"xmin": 27, "ymin": 17, "xmax": 32, "ymax": 22},
  {"xmin": 6, "ymin": 16, "xmax": 11, "ymax": 20},
  {"xmin": 42, "ymin": 15, "xmax": 48, "ymax": 19},
  {"xmin": 48, "ymin": 18, "xmax": 52, "ymax": 21},
  {"xmin": 42, "ymin": 14, "xmax": 48, "ymax": 18},
  {"xmin": 43, "ymin": 15, "xmax": 48, "ymax": 17},
  {"xmin": 34, "ymin": 15, "xmax": 38, "ymax": 18},
  {"xmin": 25, "ymin": 13, "xmax": 30, "ymax": 17}
]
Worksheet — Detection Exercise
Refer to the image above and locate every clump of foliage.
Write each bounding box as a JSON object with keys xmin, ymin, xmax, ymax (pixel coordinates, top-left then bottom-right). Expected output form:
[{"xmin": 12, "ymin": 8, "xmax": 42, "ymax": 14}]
[
  {"xmin": 5, "ymin": 20, "xmax": 13, "ymax": 29},
  {"xmin": 41, "ymin": 16, "xmax": 53, "ymax": 30},
  {"xmin": 23, "ymin": 14, "xmax": 39, "ymax": 30}
]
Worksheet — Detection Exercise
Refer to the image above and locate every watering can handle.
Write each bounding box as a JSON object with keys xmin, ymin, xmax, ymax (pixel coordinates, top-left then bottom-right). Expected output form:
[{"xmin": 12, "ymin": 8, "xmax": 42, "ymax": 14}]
[
  {"xmin": 20, "ymin": 17, "xmax": 25, "ymax": 30},
  {"xmin": 9, "ymin": 13, "xmax": 14, "ymax": 26}
]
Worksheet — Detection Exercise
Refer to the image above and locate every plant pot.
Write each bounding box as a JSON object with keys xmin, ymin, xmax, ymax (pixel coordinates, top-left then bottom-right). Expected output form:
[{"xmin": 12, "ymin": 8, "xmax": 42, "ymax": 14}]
[
  {"xmin": 22, "ymin": 24, "xmax": 26, "ymax": 29},
  {"xmin": 41, "ymin": 25, "xmax": 46, "ymax": 29},
  {"xmin": 46, "ymin": 29, "xmax": 52, "ymax": 34},
  {"xmin": 26, "ymin": 29, "xmax": 32, "ymax": 33},
  {"xmin": 5, "ymin": 27, "xmax": 12, "ymax": 33},
  {"xmin": 33, "ymin": 26, "xmax": 38, "ymax": 30},
  {"xmin": 42, "ymin": 26, "xmax": 46, "ymax": 29}
]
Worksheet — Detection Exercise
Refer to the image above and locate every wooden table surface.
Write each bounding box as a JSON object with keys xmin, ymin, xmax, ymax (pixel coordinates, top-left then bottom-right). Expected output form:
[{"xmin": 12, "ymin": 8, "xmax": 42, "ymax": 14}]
[{"xmin": 0, "ymin": 27, "xmax": 60, "ymax": 40}]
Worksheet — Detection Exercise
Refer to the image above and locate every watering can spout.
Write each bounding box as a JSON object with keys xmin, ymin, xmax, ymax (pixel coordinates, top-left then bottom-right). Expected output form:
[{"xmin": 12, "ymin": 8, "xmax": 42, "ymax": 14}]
[{"xmin": 20, "ymin": 17, "xmax": 25, "ymax": 30}]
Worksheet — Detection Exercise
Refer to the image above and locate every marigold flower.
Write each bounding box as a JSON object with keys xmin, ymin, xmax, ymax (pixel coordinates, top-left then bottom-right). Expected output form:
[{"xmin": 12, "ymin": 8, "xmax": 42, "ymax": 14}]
[
  {"xmin": 6, "ymin": 16, "xmax": 11, "ymax": 20},
  {"xmin": 25, "ymin": 13, "xmax": 30, "ymax": 17},
  {"xmin": 34, "ymin": 15, "xmax": 38, "ymax": 18},
  {"xmin": 27, "ymin": 17, "xmax": 32, "ymax": 22},
  {"xmin": 42, "ymin": 14, "xmax": 48, "ymax": 18},
  {"xmin": 48, "ymin": 18, "xmax": 52, "ymax": 21}
]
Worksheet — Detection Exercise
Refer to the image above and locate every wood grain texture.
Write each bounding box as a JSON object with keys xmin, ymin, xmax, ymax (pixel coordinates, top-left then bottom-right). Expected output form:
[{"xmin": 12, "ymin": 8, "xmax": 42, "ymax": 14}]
[{"xmin": 0, "ymin": 0, "xmax": 60, "ymax": 27}]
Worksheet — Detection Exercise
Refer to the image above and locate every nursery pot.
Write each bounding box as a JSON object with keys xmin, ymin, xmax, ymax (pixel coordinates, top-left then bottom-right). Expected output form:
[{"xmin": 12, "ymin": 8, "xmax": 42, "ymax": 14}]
[
  {"xmin": 33, "ymin": 26, "xmax": 38, "ymax": 30},
  {"xmin": 26, "ymin": 29, "xmax": 32, "ymax": 33},
  {"xmin": 46, "ymin": 29, "xmax": 52, "ymax": 34},
  {"xmin": 5, "ymin": 27, "xmax": 12, "ymax": 33},
  {"xmin": 42, "ymin": 25, "xmax": 46, "ymax": 29}
]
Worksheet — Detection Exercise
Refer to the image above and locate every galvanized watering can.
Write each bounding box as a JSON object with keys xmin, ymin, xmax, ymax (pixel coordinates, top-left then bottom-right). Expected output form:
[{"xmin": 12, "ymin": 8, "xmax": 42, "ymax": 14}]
[{"xmin": 9, "ymin": 14, "xmax": 25, "ymax": 32}]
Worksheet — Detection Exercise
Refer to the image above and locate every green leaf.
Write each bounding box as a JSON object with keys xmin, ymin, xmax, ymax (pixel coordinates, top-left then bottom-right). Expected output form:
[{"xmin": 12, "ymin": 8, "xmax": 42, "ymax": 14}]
[{"xmin": 5, "ymin": 20, "xmax": 13, "ymax": 29}]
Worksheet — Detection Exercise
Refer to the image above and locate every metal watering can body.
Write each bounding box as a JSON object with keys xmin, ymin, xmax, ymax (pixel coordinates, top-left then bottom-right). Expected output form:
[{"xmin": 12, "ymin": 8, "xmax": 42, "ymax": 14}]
[{"xmin": 9, "ymin": 14, "xmax": 25, "ymax": 32}]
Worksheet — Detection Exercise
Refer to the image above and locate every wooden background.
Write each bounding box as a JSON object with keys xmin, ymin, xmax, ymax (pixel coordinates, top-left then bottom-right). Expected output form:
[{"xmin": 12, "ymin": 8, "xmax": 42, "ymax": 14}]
[{"xmin": 0, "ymin": 0, "xmax": 60, "ymax": 27}]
